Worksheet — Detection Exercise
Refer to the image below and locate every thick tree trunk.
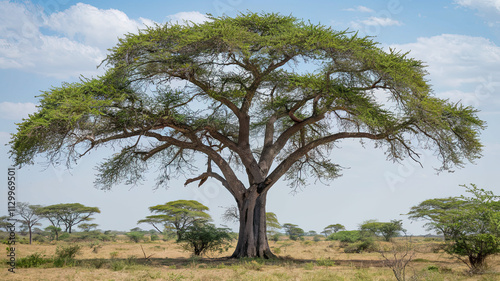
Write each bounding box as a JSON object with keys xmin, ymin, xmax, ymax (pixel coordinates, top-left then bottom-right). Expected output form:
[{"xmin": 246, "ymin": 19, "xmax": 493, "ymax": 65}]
[{"xmin": 231, "ymin": 189, "xmax": 276, "ymax": 258}]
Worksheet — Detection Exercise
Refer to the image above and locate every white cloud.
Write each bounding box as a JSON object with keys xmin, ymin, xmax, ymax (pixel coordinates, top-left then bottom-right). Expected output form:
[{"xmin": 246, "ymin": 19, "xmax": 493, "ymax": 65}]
[
  {"xmin": 455, "ymin": 0, "xmax": 500, "ymax": 13},
  {"xmin": 0, "ymin": 102, "xmax": 37, "ymax": 120},
  {"xmin": 454, "ymin": 0, "xmax": 500, "ymax": 25},
  {"xmin": 0, "ymin": 2, "xmax": 122, "ymax": 78},
  {"xmin": 0, "ymin": 2, "xmax": 208, "ymax": 79},
  {"xmin": 0, "ymin": 2, "xmax": 207, "ymax": 79},
  {"xmin": 166, "ymin": 11, "xmax": 210, "ymax": 25},
  {"xmin": 360, "ymin": 16, "xmax": 402, "ymax": 26},
  {"xmin": 390, "ymin": 34, "xmax": 500, "ymax": 106},
  {"xmin": 344, "ymin": 6, "xmax": 375, "ymax": 13},
  {"xmin": 46, "ymin": 3, "xmax": 154, "ymax": 50}
]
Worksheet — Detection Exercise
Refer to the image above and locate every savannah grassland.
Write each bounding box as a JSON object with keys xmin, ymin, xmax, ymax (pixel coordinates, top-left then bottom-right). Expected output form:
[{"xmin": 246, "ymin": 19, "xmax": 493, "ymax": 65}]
[{"xmin": 2, "ymin": 235, "xmax": 499, "ymax": 281}]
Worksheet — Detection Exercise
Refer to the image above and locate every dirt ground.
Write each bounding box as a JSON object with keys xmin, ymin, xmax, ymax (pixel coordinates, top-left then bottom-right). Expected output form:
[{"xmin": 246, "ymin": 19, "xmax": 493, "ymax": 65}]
[{"xmin": 2, "ymin": 237, "xmax": 499, "ymax": 280}]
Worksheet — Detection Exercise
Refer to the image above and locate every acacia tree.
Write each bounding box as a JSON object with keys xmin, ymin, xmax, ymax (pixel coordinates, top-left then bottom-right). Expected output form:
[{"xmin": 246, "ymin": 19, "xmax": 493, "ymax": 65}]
[
  {"xmin": 322, "ymin": 223, "xmax": 345, "ymax": 237},
  {"xmin": 0, "ymin": 216, "xmax": 11, "ymax": 232},
  {"xmin": 37, "ymin": 203, "xmax": 100, "ymax": 234},
  {"xmin": 282, "ymin": 223, "xmax": 305, "ymax": 240},
  {"xmin": 360, "ymin": 219, "xmax": 405, "ymax": 241},
  {"xmin": 138, "ymin": 200, "xmax": 211, "ymax": 240},
  {"xmin": 16, "ymin": 202, "xmax": 42, "ymax": 244},
  {"xmin": 78, "ymin": 223, "xmax": 99, "ymax": 232},
  {"xmin": 9, "ymin": 13, "xmax": 484, "ymax": 258},
  {"xmin": 407, "ymin": 197, "xmax": 463, "ymax": 239},
  {"xmin": 408, "ymin": 184, "xmax": 500, "ymax": 272}
]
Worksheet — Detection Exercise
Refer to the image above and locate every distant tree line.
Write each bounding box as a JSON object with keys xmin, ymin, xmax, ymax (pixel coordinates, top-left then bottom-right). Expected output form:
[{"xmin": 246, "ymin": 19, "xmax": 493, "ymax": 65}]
[{"xmin": 1, "ymin": 202, "xmax": 100, "ymax": 244}]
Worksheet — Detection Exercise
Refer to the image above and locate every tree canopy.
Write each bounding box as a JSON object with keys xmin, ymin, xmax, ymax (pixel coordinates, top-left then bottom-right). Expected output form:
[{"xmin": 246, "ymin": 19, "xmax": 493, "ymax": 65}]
[
  {"xmin": 407, "ymin": 184, "xmax": 500, "ymax": 272},
  {"xmin": 282, "ymin": 223, "xmax": 305, "ymax": 241},
  {"xmin": 36, "ymin": 203, "xmax": 100, "ymax": 234},
  {"xmin": 138, "ymin": 200, "xmax": 211, "ymax": 240},
  {"xmin": 265, "ymin": 212, "xmax": 281, "ymax": 236},
  {"xmin": 9, "ymin": 12, "xmax": 485, "ymax": 258},
  {"xmin": 360, "ymin": 219, "xmax": 405, "ymax": 241},
  {"xmin": 16, "ymin": 202, "xmax": 42, "ymax": 244},
  {"xmin": 322, "ymin": 223, "xmax": 345, "ymax": 237}
]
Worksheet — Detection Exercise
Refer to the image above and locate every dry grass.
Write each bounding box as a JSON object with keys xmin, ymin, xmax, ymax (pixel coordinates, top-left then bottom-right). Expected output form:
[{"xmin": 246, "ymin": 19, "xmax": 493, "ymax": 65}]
[{"xmin": 2, "ymin": 236, "xmax": 499, "ymax": 280}]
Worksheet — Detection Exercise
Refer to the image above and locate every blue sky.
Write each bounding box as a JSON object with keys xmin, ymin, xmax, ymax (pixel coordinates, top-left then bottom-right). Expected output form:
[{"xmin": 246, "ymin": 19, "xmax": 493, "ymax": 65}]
[{"xmin": 1, "ymin": 0, "xmax": 500, "ymax": 235}]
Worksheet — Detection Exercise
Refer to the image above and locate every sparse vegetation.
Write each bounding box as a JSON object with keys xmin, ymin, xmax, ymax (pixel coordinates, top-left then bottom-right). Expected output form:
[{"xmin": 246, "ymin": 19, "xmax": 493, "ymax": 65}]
[{"xmin": 3, "ymin": 236, "xmax": 498, "ymax": 280}]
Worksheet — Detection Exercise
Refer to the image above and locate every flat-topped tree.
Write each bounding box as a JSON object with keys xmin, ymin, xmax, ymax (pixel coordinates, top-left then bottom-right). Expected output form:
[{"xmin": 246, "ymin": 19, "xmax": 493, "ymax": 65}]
[
  {"xmin": 138, "ymin": 200, "xmax": 211, "ymax": 240},
  {"xmin": 9, "ymin": 12, "xmax": 485, "ymax": 258},
  {"xmin": 36, "ymin": 203, "xmax": 100, "ymax": 234}
]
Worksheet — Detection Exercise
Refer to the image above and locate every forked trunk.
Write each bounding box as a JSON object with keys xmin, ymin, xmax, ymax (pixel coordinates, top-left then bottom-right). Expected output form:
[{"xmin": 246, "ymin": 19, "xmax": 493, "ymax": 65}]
[
  {"xmin": 469, "ymin": 254, "xmax": 487, "ymax": 273},
  {"xmin": 231, "ymin": 189, "xmax": 276, "ymax": 258}
]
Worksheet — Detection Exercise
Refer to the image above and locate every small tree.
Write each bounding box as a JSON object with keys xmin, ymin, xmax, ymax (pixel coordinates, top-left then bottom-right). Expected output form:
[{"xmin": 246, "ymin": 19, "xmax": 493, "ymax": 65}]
[
  {"xmin": 306, "ymin": 230, "xmax": 318, "ymax": 236},
  {"xmin": 78, "ymin": 223, "xmax": 99, "ymax": 232},
  {"xmin": 138, "ymin": 200, "xmax": 211, "ymax": 240},
  {"xmin": 379, "ymin": 237, "xmax": 416, "ymax": 281},
  {"xmin": 179, "ymin": 223, "xmax": 233, "ymax": 256},
  {"xmin": 0, "ymin": 216, "xmax": 12, "ymax": 232},
  {"xmin": 37, "ymin": 203, "xmax": 100, "ymax": 233},
  {"xmin": 127, "ymin": 231, "xmax": 145, "ymax": 243},
  {"xmin": 327, "ymin": 230, "xmax": 362, "ymax": 243},
  {"xmin": 322, "ymin": 223, "xmax": 345, "ymax": 237},
  {"xmin": 45, "ymin": 225, "xmax": 62, "ymax": 241},
  {"xmin": 408, "ymin": 184, "xmax": 500, "ymax": 273},
  {"xmin": 282, "ymin": 223, "xmax": 305, "ymax": 241},
  {"xmin": 15, "ymin": 202, "xmax": 42, "ymax": 244},
  {"xmin": 360, "ymin": 219, "xmax": 405, "ymax": 241}
]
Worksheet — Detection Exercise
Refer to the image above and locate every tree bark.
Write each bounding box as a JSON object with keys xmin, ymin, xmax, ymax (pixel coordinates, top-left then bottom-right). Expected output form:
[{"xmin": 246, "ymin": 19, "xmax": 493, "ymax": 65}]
[
  {"xmin": 231, "ymin": 188, "xmax": 276, "ymax": 258},
  {"xmin": 28, "ymin": 226, "xmax": 32, "ymax": 245}
]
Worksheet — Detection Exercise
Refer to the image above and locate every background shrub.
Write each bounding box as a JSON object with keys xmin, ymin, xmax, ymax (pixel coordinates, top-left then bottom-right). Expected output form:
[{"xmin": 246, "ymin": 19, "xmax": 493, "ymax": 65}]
[{"xmin": 327, "ymin": 230, "xmax": 362, "ymax": 243}]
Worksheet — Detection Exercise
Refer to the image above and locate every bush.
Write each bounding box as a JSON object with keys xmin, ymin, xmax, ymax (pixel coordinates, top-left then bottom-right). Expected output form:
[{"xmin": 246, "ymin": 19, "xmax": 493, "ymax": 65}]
[
  {"xmin": 427, "ymin": 265, "xmax": 439, "ymax": 272},
  {"xmin": 56, "ymin": 244, "xmax": 81, "ymax": 259},
  {"xmin": 179, "ymin": 223, "xmax": 233, "ymax": 256},
  {"xmin": 316, "ymin": 257, "xmax": 335, "ymax": 266},
  {"xmin": 16, "ymin": 253, "xmax": 50, "ymax": 268},
  {"xmin": 271, "ymin": 233, "xmax": 280, "ymax": 242},
  {"xmin": 126, "ymin": 231, "xmax": 145, "ymax": 243},
  {"xmin": 313, "ymin": 235, "xmax": 323, "ymax": 242},
  {"xmin": 344, "ymin": 238, "xmax": 377, "ymax": 253},
  {"xmin": 54, "ymin": 244, "xmax": 81, "ymax": 267},
  {"xmin": 87, "ymin": 258, "xmax": 107, "ymax": 269},
  {"xmin": 150, "ymin": 234, "xmax": 160, "ymax": 241},
  {"xmin": 327, "ymin": 230, "xmax": 362, "ymax": 243},
  {"xmin": 33, "ymin": 234, "xmax": 46, "ymax": 243},
  {"xmin": 58, "ymin": 233, "xmax": 70, "ymax": 240}
]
